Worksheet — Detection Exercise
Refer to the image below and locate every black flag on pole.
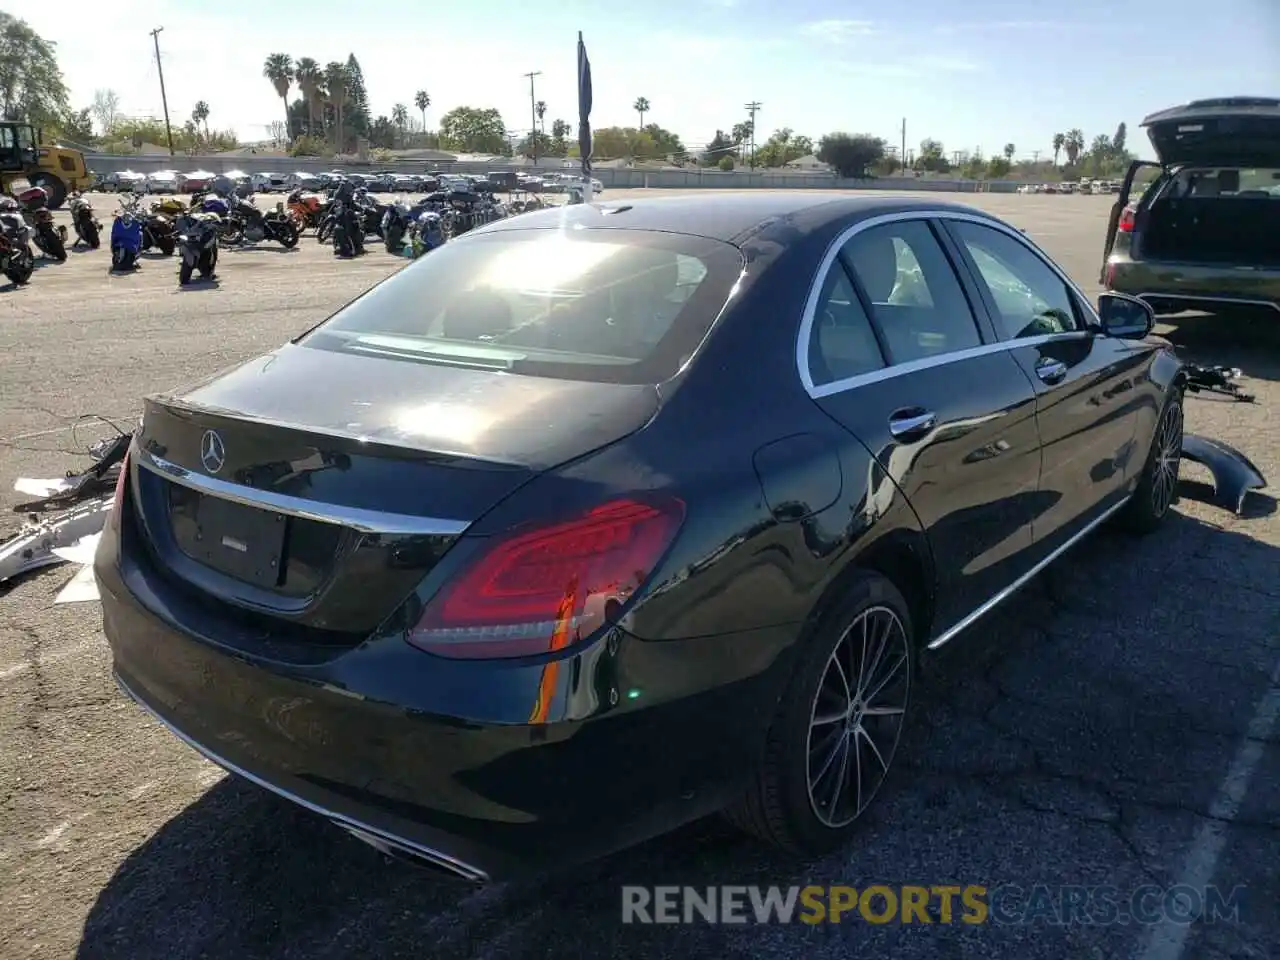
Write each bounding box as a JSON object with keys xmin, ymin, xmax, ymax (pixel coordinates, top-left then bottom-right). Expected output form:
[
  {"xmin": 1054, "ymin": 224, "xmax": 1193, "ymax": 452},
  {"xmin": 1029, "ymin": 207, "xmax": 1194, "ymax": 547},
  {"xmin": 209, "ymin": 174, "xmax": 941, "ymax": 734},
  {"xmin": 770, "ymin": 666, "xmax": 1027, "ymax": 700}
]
[{"xmin": 577, "ymin": 31, "xmax": 593, "ymax": 181}]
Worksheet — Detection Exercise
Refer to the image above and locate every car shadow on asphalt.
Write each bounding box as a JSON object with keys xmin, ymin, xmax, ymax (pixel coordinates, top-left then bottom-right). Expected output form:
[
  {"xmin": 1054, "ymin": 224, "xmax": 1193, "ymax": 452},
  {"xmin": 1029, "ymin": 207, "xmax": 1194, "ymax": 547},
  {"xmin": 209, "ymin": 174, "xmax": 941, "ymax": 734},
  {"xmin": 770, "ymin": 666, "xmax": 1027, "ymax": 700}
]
[{"xmin": 74, "ymin": 510, "xmax": 1279, "ymax": 960}]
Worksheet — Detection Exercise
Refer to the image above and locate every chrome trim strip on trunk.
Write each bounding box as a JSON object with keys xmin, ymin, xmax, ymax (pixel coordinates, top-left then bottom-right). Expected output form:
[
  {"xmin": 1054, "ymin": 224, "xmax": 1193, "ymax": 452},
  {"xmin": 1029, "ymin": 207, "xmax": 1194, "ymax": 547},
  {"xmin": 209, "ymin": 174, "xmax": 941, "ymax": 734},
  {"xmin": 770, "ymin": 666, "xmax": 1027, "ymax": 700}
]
[
  {"xmin": 927, "ymin": 495, "xmax": 1131, "ymax": 651},
  {"xmin": 114, "ymin": 672, "xmax": 490, "ymax": 882},
  {"xmin": 134, "ymin": 445, "xmax": 471, "ymax": 537}
]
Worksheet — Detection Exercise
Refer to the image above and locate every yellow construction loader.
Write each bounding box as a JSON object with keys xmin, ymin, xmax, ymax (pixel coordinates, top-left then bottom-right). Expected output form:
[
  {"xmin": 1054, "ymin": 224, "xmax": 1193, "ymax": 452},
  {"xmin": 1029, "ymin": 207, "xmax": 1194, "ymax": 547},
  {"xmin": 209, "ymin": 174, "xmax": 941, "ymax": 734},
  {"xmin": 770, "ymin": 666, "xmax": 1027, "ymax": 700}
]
[{"xmin": 0, "ymin": 120, "xmax": 93, "ymax": 209}]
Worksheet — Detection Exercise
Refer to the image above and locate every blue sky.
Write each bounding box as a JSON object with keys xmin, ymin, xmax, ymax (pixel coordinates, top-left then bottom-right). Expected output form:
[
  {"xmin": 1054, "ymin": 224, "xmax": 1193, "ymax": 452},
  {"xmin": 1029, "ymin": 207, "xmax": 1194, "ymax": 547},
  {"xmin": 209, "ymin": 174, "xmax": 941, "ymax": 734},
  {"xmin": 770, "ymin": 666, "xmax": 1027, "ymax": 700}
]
[{"xmin": 31, "ymin": 0, "xmax": 1280, "ymax": 161}]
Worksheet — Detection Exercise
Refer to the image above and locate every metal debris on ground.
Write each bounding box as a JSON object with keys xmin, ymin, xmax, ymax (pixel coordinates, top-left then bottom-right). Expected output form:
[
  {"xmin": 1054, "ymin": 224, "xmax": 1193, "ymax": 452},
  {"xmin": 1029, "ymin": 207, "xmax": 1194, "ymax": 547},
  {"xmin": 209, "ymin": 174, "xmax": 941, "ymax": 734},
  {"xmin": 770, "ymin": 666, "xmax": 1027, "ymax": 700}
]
[{"xmin": 1, "ymin": 428, "xmax": 131, "ymax": 601}]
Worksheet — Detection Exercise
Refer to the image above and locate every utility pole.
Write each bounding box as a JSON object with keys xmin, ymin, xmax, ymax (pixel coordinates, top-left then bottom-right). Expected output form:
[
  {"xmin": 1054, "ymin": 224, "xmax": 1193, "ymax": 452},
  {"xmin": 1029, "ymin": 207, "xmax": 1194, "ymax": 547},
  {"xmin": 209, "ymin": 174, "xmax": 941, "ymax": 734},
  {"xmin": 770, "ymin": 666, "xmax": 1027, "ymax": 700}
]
[
  {"xmin": 900, "ymin": 117, "xmax": 907, "ymax": 174},
  {"xmin": 743, "ymin": 101, "xmax": 761, "ymax": 168},
  {"xmin": 523, "ymin": 70, "xmax": 542, "ymax": 165},
  {"xmin": 1032, "ymin": 149, "xmax": 1041, "ymax": 164},
  {"xmin": 150, "ymin": 27, "xmax": 175, "ymax": 157}
]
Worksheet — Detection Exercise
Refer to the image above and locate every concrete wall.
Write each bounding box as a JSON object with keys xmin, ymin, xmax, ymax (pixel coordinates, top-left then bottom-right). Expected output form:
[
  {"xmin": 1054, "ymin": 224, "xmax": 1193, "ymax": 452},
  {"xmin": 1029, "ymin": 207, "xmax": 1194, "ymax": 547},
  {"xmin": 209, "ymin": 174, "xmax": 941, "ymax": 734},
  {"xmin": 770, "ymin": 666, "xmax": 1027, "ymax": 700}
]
[{"xmin": 83, "ymin": 153, "xmax": 1022, "ymax": 194}]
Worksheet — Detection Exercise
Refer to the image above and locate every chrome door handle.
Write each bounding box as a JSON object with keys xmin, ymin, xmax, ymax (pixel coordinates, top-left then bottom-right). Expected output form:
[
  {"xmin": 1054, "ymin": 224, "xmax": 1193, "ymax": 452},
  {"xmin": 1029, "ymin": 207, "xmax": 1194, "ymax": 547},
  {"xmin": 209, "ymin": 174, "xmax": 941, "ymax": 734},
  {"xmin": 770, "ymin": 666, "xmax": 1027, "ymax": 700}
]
[
  {"xmin": 888, "ymin": 410, "xmax": 937, "ymax": 439},
  {"xmin": 1036, "ymin": 358, "xmax": 1068, "ymax": 383}
]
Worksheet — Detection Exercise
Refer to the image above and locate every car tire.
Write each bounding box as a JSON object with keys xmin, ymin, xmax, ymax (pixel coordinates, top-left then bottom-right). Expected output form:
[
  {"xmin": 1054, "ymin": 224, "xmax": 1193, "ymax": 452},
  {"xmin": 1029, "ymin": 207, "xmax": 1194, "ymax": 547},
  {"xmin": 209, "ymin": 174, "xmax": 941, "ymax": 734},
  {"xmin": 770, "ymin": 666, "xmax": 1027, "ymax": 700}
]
[
  {"xmin": 725, "ymin": 571, "xmax": 914, "ymax": 855},
  {"xmin": 1118, "ymin": 387, "xmax": 1184, "ymax": 535}
]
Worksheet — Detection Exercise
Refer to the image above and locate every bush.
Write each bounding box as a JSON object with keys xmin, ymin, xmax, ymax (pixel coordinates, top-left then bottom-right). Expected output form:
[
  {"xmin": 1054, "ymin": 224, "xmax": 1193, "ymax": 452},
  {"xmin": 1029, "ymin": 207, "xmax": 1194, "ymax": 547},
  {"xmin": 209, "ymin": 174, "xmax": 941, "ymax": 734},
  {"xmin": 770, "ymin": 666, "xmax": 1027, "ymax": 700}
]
[
  {"xmin": 288, "ymin": 135, "xmax": 330, "ymax": 158},
  {"xmin": 717, "ymin": 155, "xmax": 735, "ymax": 171}
]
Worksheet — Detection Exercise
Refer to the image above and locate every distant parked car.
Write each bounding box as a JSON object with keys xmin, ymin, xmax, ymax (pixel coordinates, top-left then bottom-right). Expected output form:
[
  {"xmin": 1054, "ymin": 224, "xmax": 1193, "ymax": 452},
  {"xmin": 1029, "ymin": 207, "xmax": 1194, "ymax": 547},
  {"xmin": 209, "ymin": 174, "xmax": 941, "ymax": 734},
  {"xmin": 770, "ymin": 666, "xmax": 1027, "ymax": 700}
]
[
  {"xmin": 145, "ymin": 169, "xmax": 182, "ymax": 194},
  {"xmin": 251, "ymin": 172, "xmax": 289, "ymax": 192},
  {"xmin": 391, "ymin": 174, "xmax": 422, "ymax": 193},
  {"xmin": 286, "ymin": 171, "xmax": 321, "ymax": 191},
  {"xmin": 184, "ymin": 170, "xmax": 217, "ymax": 193}
]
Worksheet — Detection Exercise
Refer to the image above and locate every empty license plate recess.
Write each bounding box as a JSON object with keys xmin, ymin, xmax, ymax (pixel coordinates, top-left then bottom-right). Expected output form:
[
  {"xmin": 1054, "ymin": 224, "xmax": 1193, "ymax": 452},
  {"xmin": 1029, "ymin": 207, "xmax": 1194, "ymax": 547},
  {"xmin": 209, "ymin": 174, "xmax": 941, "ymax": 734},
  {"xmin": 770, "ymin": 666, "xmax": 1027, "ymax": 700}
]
[{"xmin": 188, "ymin": 494, "xmax": 287, "ymax": 588}]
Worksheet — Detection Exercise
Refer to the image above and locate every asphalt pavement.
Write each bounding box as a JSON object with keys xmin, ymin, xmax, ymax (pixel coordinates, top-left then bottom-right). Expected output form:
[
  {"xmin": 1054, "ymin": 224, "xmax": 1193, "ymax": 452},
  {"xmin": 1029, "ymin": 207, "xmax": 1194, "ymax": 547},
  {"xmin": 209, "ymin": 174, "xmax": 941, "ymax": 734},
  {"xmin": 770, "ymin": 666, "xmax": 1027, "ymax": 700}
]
[{"xmin": 0, "ymin": 190, "xmax": 1277, "ymax": 960}]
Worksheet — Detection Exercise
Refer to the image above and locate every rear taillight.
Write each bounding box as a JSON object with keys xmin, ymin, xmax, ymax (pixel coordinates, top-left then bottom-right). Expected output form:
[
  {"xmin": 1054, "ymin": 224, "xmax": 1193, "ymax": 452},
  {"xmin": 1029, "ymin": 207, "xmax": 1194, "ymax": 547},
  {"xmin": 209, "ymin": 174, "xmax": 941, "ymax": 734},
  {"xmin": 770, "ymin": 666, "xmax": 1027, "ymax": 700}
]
[
  {"xmin": 109, "ymin": 451, "xmax": 130, "ymax": 530},
  {"xmin": 408, "ymin": 497, "xmax": 685, "ymax": 660},
  {"xmin": 1117, "ymin": 207, "xmax": 1135, "ymax": 233}
]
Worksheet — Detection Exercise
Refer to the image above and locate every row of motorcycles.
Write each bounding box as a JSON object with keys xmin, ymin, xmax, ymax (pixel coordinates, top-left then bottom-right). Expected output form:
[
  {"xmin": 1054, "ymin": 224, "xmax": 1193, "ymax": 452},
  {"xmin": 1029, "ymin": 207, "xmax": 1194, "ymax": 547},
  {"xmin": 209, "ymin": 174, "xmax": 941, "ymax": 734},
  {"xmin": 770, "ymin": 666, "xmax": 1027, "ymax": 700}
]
[
  {"xmin": 3, "ymin": 174, "xmax": 520, "ymax": 288},
  {"xmin": 0, "ymin": 185, "xmax": 72, "ymax": 285}
]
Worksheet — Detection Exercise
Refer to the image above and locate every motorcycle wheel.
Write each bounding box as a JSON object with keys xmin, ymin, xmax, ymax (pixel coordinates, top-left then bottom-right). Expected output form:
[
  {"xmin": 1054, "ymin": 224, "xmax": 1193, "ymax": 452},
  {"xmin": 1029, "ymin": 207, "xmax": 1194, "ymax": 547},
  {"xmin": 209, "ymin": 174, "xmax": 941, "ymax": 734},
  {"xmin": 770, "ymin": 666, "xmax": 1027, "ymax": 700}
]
[
  {"xmin": 178, "ymin": 257, "xmax": 193, "ymax": 286},
  {"xmin": 41, "ymin": 227, "xmax": 68, "ymax": 262},
  {"xmin": 384, "ymin": 227, "xmax": 404, "ymax": 255},
  {"xmin": 274, "ymin": 222, "xmax": 299, "ymax": 249},
  {"xmin": 157, "ymin": 236, "xmax": 176, "ymax": 256},
  {"xmin": 317, "ymin": 218, "xmax": 333, "ymax": 243},
  {"xmin": 219, "ymin": 220, "xmax": 245, "ymax": 247},
  {"xmin": 111, "ymin": 246, "xmax": 137, "ymax": 272},
  {"xmin": 5, "ymin": 248, "xmax": 34, "ymax": 285},
  {"xmin": 80, "ymin": 220, "xmax": 101, "ymax": 249},
  {"xmin": 199, "ymin": 247, "xmax": 217, "ymax": 278}
]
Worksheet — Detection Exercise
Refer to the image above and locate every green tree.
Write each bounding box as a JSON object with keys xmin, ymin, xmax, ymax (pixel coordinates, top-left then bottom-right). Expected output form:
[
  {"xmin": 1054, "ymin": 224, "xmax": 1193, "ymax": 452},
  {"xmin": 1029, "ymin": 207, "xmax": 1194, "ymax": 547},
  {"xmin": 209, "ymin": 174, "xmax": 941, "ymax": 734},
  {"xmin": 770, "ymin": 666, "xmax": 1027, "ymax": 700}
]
[
  {"xmin": 550, "ymin": 118, "xmax": 571, "ymax": 156},
  {"xmin": 392, "ymin": 103, "xmax": 409, "ymax": 146},
  {"xmin": 191, "ymin": 101, "xmax": 210, "ymax": 140},
  {"xmin": 90, "ymin": 89, "xmax": 121, "ymax": 137},
  {"xmin": 915, "ymin": 138, "xmax": 948, "ymax": 173},
  {"xmin": 1064, "ymin": 128, "xmax": 1084, "ymax": 166},
  {"xmin": 58, "ymin": 107, "xmax": 94, "ymax": 143},
  {"xmin": 718, "ymin": 154, "xmax": 734, "ymax": 171},
  {"xmin": 702, "ymin": 130, "xmax": 735, "ymax": 166},
  {"xmin": 1003, "ymin": 142, "xmax": 1015, "ymax": 162},
  {"xmin": 294, "ymin": 57, "xmax": 323, "ymax": 136},
  {"xmin": 414, "ymin": 90, "xmax": 430, "ymax": 135},
  {"xmin": 344, "ymin": 54, "xmax": 371, "ymax": 141},
  {"xmin": 0, "ymin": 12, "xmax": 69, "ymax": 127},
  {"xmin": 1112, "ymin": 122, "xmax": 1127, "ymax": 155},
  {"xmin": 755, "ymin": 128, "xmax": 814, "ymax": 168},
  {"xmin": 263, "ymin": 53, "xmax": 293, "ymax": 138},
  {"xmin": 369, "ymin": 115, "xmax": 396, "ymax": 149},
  {"xmin": 817, "ymin": 132, "xmax": 886, "ymax": 178},
  {"xmin": 1052, "ymin": 132, "xmax": 1065, "ymax": 166},
  {"xmin": 438, "ymin": 106, "xmax": 508, "ymax": 154},
  {"xmin": 323, "ymin": 62, "xmax": 350, "ymax": 151},
  {"xmin": 633, "ymin": 96, "xmax": 650, "ymax": 128}
]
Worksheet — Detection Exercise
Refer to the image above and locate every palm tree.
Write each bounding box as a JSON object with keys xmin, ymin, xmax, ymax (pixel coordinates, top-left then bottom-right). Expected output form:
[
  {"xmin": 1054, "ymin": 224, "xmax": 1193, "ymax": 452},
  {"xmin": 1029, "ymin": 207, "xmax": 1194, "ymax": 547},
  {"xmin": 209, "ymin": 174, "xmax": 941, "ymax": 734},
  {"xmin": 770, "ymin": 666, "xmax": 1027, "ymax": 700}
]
[
  {"xmin": 191, "ymin": 101, "xmax": 210, "ymax": 141},
  {"xmin": 535, "ymin": 100, "xmax": 546, "ymax": 134},
  {"xmin": 263, "ymin": 53, "xmax": 293, "ymax": 140},
  {"xmin": 414, "ymin": 90, "xmax": 430, "ymax": 136},
  {"xmin": 1065, "ymin": 128, "xmax": 1085, "ymax": 166},
  {"xmin": 324, "ymin": 62, "xmax": 350, "ymax": 151},
  {"xmin": 392, "ymin": 103, "xmax": 409, "ymax": 147},
  {"xmin": 633, "ymin": 96, "xmax": 650, "ymax": 129},
  {"xmin": 294, "ymin": 57, "xmax": 322, "ymax": 137},
  {"xmin": 1003, "ymin": 143, "xmax": 1015, "ymax": 162},
  {"xmin": 1051, "ymin": 132, "xmax": 1065, "ymax": 166}
]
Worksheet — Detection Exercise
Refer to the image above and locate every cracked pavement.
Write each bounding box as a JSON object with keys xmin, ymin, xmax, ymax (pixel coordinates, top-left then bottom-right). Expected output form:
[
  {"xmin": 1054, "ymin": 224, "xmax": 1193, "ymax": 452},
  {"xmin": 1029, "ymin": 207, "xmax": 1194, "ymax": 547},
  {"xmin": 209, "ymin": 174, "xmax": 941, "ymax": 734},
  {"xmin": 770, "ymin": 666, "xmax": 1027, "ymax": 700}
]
[{"xmin": 0, "ymin": 190, "xmax": 1276, "ymax": 960}]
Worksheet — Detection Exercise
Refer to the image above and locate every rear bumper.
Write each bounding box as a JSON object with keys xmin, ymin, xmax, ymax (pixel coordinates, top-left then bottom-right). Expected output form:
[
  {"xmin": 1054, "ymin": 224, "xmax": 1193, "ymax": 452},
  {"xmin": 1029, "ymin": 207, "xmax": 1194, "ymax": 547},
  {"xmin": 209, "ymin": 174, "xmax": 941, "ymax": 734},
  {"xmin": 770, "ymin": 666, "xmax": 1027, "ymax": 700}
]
[
  {"xmin": 96, "ymin": 518, "xmax": 796, "ymax": 881},
  {"xmin": 1106, "ymin": 259, "xmax": 1280, "ymax": 315}
]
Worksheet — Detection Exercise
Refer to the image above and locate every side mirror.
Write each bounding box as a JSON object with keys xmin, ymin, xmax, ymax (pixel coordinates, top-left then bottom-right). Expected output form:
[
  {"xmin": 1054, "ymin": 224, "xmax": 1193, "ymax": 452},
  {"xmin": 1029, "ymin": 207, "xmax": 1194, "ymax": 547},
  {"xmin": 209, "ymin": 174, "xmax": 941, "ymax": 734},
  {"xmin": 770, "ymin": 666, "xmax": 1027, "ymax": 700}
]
[{"xmin": 1097, "ymin": 292, "xmax": 1154, "ymax": 339}]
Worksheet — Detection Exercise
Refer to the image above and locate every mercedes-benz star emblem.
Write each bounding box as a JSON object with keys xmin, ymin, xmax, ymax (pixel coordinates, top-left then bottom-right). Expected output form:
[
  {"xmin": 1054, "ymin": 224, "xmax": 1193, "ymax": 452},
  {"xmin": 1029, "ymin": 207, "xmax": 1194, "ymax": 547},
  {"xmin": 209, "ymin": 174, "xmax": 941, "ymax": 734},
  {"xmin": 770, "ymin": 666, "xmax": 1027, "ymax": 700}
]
[{"xmin": 201, "ymin": 430, "xmax": 226, "ymax": 474}]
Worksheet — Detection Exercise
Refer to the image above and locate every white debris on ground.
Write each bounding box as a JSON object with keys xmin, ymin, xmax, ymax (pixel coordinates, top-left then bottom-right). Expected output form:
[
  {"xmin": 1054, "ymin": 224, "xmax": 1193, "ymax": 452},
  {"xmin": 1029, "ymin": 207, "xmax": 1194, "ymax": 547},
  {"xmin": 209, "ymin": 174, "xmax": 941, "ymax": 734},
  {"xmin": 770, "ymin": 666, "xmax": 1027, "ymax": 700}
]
[{"xmin": 1, "ymin": 477, "xmax": 111, "ymax": 604}]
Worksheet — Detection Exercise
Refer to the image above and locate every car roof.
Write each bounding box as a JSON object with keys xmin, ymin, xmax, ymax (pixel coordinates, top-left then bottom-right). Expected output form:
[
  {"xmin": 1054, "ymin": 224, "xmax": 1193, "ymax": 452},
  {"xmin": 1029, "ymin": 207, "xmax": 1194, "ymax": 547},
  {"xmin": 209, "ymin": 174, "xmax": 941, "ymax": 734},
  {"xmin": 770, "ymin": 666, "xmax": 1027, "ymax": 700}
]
[{"xmin": 477, "ymin": 192, "xmax": 1000, "ymax": 244}]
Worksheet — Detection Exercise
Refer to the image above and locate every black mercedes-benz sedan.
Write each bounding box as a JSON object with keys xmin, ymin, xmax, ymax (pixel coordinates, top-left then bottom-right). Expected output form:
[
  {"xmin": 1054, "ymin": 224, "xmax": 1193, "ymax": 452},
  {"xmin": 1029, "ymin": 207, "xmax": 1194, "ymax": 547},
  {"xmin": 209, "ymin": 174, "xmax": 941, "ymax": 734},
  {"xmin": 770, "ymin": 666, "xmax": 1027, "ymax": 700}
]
[{"xmin": 97, "ymin": 192, "xmax": 1185, "ymax": 881}]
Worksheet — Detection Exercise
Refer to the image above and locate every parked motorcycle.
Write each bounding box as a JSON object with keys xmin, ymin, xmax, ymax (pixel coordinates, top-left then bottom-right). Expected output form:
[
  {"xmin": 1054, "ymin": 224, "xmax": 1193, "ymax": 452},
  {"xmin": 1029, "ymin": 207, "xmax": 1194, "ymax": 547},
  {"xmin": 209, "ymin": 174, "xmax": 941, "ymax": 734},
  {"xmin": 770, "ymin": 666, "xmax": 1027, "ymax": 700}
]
[
  {"xmin": 121, "ymin": 196, "xmax": 176, "ymax": 256},
  {"xmin": 110, "ymin": 198, "xmax": 145, "ymax": 272},
  {"xmin": 176, "ymin": 212, "xmax": 221, "ymax": 286},
  {"xmin": 285, "ymin": 188, "xmax": 328, "ymax": 233},
  {"xmin": 0, "ymin": 202, "xmax": 34, "ymax": 285},
  {"xmin": 328, "ymin": 198, "xmax": 365, "ymax": 258},
  {"xmin": 318, "ymin": 188, "xmax": 383, "ymax": 243},
  {"xmin": 16, "ymin": 185, "xmax": 68, "ymax": 261},
  {"xmin": 220, "ymin": 195, "xmax": 299, "ymax": 248},
  {"xmin": 68, "ymin": 192, "xmax": 102, "ymax": 249}
]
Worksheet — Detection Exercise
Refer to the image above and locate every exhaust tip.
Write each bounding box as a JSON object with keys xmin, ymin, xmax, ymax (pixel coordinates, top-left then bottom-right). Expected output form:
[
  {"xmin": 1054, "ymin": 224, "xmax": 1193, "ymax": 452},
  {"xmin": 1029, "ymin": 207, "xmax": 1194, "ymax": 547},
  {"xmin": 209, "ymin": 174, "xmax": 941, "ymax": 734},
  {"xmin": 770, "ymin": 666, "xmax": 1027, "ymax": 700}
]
[{"xmin": 337, "ymin": 823, "xmax": 488, "ymax": 883}]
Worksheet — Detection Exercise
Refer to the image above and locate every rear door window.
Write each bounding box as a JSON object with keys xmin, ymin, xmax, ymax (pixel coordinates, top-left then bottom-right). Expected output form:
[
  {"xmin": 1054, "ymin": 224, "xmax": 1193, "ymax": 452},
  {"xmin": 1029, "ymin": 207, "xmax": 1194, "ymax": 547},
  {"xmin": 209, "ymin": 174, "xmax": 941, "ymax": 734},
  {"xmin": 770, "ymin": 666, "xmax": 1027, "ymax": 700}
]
[
  {"xmin": 301, "ymin": 228, "xmax": 744, "ymax": 384},
  {"xmin": 839, "ymin": 220, "xmax": 983, "ymax": 364}
]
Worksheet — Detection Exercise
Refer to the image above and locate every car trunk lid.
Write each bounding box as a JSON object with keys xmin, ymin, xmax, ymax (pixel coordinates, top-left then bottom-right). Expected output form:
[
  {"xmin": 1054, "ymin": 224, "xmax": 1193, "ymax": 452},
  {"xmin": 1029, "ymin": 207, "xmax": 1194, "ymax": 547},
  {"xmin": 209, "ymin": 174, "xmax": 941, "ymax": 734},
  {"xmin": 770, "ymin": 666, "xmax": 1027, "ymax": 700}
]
[
  {"xmin": 128, "ymin": 344, "xmax": 660, "ymax": 639},
  {"xmin": 1144, "ymin": 97, "xmax": 1280, "ymax": 168}
]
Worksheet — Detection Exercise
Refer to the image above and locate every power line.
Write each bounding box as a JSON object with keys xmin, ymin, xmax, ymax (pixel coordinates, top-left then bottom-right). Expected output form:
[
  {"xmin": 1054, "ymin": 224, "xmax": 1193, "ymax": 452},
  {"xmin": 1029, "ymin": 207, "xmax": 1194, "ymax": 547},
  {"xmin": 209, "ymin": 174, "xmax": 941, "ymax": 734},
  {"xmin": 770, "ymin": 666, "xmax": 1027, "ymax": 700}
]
[
  {"xmin": 149, "ymin": 27, "xmax": 174, "ymax": 156},
  {"xmin": 743, "ymin": 101, "xmax": 761, "ymax": 168}
]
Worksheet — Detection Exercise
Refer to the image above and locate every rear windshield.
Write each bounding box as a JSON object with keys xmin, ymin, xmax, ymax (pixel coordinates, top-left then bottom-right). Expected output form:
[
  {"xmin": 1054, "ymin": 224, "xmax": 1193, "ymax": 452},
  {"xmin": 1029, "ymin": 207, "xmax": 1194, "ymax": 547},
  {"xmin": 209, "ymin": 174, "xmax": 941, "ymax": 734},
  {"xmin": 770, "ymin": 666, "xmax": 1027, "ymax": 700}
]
[
  {"xmin": 300, "ymin": 227, "xmax": 744, "ymax": 384},
  {"xmin": 1156, "ymin": 167, "xmax": 1280, "ymax": 201}
]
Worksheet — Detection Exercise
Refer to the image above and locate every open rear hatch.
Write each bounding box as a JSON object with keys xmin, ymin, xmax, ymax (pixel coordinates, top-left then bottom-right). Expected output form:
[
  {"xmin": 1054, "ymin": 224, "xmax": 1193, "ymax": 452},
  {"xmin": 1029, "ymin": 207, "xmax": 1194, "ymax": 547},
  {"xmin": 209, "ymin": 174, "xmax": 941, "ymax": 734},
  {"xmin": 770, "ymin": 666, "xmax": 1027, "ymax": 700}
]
[
  {"xmin": 1144, "ymin": 97, "xmax": 1280, "ymax": 168},
  {"xmin": 126, "ymin": 343, "xmax": 659, "ymax": 646},
  {"xmin": 1118, "ymin": 97, "xmax": 1280, "ymax": 269}
]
